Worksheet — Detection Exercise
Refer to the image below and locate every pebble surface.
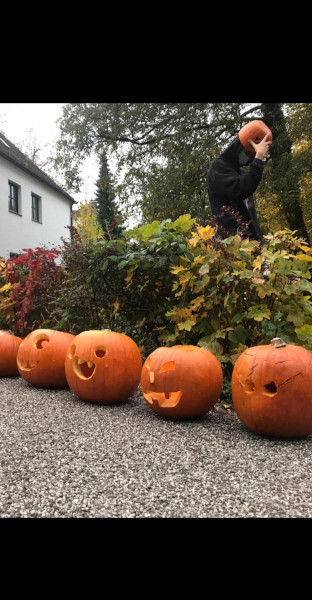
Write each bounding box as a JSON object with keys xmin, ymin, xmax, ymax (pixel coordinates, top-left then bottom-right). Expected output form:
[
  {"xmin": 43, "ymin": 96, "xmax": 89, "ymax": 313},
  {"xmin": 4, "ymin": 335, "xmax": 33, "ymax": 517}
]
[{"xmin": 1, "ymin": 376, "xmax": 312, "ymax": 518}]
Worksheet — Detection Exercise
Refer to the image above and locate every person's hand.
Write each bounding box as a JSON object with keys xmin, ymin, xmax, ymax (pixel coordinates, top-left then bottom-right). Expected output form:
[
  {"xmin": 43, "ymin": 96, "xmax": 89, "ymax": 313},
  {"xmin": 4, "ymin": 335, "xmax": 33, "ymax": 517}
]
[{"xmin": 249, "ymin": 132, "xmax": 272, "ymax": 160}]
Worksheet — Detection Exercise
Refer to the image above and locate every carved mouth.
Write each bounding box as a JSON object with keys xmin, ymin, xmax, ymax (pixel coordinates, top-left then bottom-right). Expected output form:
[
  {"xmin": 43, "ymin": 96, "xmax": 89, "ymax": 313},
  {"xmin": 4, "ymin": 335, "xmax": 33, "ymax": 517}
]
[
  {"xmin": 73, "ymin": 356, "xmax": 96, "ymax": 380},
  {"xmin": 17, "ymin": 358, "xmax": 40, "ymax": 371},
  {"xmin": 143, "ymin": 390, "xmax": 183, "ymax": 408}
]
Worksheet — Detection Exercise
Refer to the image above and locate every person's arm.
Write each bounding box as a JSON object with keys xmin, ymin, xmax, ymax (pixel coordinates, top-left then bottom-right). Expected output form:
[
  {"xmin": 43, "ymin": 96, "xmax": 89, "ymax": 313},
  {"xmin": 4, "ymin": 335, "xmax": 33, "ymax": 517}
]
[
  {"xmin": 213, "ymin": 161, "xmax": 264, "ymax": 204},
  {"xmin": 216, "ymin": 132, "xmax": 272, "ymax": 204}
]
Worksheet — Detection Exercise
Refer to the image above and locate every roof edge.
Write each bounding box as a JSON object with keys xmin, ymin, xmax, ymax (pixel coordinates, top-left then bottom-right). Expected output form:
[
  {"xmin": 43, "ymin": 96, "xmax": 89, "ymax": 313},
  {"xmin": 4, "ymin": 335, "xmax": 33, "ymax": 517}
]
[{"xmin": 0, "ymin": 134, "xmax": 77, "ymax": 204}]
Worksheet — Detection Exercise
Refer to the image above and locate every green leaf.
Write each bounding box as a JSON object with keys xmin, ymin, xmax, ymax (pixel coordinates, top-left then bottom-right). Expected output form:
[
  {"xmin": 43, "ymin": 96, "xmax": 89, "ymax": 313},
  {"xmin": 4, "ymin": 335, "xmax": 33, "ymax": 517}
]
[
  {"xmin": 224, "ymin": 291, "xmax": 239, "ymax": 313},
  {"xmin": 228, "ymin": 326, "xmax": 249, "ymax": 344},
  {"xmin": 255, "ymin": 283, "xmax": 277, "ymax": 299},
  {"xmin": 260, "ymin": 319, "xmax": 276, "ymax": 337},
  {"xmin": 117, "ymin": 260, "xmax": 129, "ymax": 269},
  {"xmin": 124, "ymin": 221, "xmax": 162, "ymax": 242},
  {"xmin": 177, "ymin": 320, "xmax": 195, "ymax": 331},
  {"xmin": 295, "ymin": 324, "xmax": 312, "ymax": 344},
  {"xmin": 247, "ymin": 305, "xmax": 271, "ymax": 322},
  {"xmin": 198, "ymin": 338, "xmax": 224, "ymax": 356},
  {"xmin": 172, "ymin": 214, "xmax": 196, "ymax": 233},
  {"xmin": 221, "ymin": 236, "xmax": 235, "ymax": 245},
  {"xmin": 194, "ymin": 279, "xmax": 204, "ymax": 290},
  {"xmin": 123, "ymin": 226, "xmax": 141, "ymax": 239},
  {"xmin": 286, "ymin": 313, "xmax": 305, "ymax": 327},
  {"xmin": 232, "ymin": 313, "xmax": 245, "ymax": 324},
  {"xmin": 299, "ymin": 278, "xmax": 312, "ymax": 293},
  {"xmin": 223, "ymin": 273, "xmax": 235, "ymax": 283},
  {"xmin": 273, "ymin": 312, "xmax": 284, "ymax": 323},
  {"xmin": 233, "ymin": 269, "xmax": 253, "ymax": 279},
  {"xmin": 283, "ymin": 284, "xmax": 298, "ymax": 296},
  {"xmin": 198, "ymin": 261, "xmax": 210, "ymax": 276}
]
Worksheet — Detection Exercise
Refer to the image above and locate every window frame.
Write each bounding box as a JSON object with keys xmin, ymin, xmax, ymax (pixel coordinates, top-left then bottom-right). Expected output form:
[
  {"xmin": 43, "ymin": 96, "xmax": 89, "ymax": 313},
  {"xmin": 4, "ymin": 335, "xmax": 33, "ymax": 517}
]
[
  {"xmin": 8, "ymin": 181, "xmax": 21, "ymax": 215},
  {"xmin": 31, "ymin": 192, "xmax": 42, "ymax": 223}
]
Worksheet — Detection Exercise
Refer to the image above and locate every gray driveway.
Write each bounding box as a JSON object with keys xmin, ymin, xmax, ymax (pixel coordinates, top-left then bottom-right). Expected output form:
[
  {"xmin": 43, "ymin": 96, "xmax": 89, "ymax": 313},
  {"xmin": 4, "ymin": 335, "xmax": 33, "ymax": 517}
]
[{"xmin": 1, "ymin": 377, "xmax": 312, "ymax": 518}]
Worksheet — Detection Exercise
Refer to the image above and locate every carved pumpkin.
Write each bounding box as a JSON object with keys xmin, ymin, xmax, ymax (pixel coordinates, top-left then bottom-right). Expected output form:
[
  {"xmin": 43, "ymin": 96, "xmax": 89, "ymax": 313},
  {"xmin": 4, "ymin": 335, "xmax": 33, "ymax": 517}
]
[
  {"xmin": 65, "ymin": 329, "xmax": 142, "ymax": 403},
  {"xmin": 17, "ymin": 329, "xmax": 75, "ymax": 388},
  {"xmin": 0, "ymin": 330, "xmax": 23, "ymax": 376},
  {"xmin": 232, "ymin": 338, "xmax": 312, "ymax": 438},
  {"xmin": 140, "ymin": 344, "xmax": 223, "ymax": 418},
  {"xmin": 238, "ymin": 119, "xmax": 272, "ymax": 155}
]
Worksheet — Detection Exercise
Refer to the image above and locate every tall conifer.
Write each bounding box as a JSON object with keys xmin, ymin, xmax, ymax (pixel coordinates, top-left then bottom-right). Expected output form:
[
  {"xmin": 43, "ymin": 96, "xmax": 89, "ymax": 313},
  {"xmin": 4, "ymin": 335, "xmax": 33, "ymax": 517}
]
[{"xmin": 94, "ymin": 152, "xmax": 123, "ymax": 237}]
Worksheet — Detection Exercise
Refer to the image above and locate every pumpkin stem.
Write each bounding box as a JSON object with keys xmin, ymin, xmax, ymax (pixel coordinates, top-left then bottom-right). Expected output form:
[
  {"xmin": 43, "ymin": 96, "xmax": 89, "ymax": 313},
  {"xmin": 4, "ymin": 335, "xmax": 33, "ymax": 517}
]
[{"xmin": 270, "ymin": 337, "xmax": 287, "ymax": 348}]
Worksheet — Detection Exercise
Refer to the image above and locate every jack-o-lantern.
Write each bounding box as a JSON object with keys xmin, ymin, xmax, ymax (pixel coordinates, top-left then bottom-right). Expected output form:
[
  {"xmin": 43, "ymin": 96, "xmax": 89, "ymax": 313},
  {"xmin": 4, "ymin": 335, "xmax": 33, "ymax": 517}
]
[
  {"xmin": 232, "ymin": 338, "xmax": 312, "ymax": 438},
  {"xmin": 0, "ymin": 330, "xmax": 23, "ymax": 376},
  {"xmin": 140, "ymin": 345, "xmax": 223, "ymax": 418},
  {"xmin": 65, "ymin": 329, "xmax": 142, "ymax": 404},
  {"xmin": 239, "ymin": 119, "xmax": 272, "ymax": 155},
  {"xmin": 17, "ymin": 329, "xmax": 75, "ymax": 388}
]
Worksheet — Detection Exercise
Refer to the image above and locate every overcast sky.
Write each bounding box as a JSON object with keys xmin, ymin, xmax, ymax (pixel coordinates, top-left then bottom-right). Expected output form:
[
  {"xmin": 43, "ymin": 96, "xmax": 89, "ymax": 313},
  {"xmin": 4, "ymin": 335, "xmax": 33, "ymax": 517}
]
[{"xmin": 0, "ymin": 103, "xmax": 98, "ymax": 205}]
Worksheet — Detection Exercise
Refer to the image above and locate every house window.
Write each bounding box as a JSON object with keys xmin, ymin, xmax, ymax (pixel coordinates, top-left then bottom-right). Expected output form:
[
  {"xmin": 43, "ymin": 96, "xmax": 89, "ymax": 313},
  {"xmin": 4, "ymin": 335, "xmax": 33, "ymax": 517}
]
[
  {"xmin": 31, "ymin": 193, "xmax": 41, "ymax": 223},
  {"xmin": 8, "ymin": 182, "xmax": 19, "ymax": 214}
]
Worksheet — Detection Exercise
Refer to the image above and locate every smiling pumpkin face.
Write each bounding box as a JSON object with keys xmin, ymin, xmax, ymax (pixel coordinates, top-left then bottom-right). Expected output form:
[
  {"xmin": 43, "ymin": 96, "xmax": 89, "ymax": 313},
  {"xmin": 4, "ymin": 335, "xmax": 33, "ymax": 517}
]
[
  {"xmin": 17, "ymin": 329, "xmax": 75, "ymax": 388},
  {"xmin": 140, "ymin": 345, "xmax": 223, "ymax": 418},
  {"xmin": 65, "ymin": 330, "xmax": 143, "ymax": 404}
]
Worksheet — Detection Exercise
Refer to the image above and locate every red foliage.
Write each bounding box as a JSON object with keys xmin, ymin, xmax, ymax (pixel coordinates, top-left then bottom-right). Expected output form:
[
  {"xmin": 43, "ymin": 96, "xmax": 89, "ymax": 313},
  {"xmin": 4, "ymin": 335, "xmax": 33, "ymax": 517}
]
[
  {"xmin": 3, "ymin": 248, "xmax": 63, "ymax": 335},
  {"xmin": 208, "ymin": 205, "xmax": 255, "ymax": 240}
]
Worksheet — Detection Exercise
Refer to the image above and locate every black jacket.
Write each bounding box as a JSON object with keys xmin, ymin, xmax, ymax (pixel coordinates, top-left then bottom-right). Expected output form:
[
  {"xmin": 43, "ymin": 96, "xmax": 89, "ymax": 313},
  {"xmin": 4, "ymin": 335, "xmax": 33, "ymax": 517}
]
[{"xmin": 207, "ymin": 137, "xmax": 264, "ymax": 241}]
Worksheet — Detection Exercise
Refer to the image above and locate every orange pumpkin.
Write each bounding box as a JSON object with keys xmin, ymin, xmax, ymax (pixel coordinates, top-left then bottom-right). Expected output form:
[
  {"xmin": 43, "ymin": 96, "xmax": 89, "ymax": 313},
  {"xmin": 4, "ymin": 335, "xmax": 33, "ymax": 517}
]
[
  {"xmin": 140, "ymin": 344, "xmax": 223, "ymax": 418},
  {"xmin": 238, "ymin": 119, "xmax": 272, "ymax": 155},
  {"xmin": 0, "ymin": 330, "xmax": 23, "ymax": 376},
  {"xmin": 65, "ymin": 329, "xmax": 142, "ymax": 404},
  {"xmin": 232, "ymin": 338, "xmax": 312, "ymax": 438},
  {"xmin": 17, "ymin": 329, "xmax": 75, "ymax": 388}
]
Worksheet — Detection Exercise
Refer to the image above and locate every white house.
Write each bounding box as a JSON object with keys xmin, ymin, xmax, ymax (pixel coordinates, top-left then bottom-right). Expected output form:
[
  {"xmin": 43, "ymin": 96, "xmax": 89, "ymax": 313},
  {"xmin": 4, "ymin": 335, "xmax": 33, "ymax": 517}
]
[{"xmin": 0, "ymin": 133, "xmax": 77, "ymax": 259}]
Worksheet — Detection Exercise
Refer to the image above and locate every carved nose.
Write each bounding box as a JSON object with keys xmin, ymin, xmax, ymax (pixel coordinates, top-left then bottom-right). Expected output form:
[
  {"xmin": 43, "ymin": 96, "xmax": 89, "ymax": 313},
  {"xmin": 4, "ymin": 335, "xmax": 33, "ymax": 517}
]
[{"xmin": 149, "ymin": 371, "xmax": 155, "ymax": 383}]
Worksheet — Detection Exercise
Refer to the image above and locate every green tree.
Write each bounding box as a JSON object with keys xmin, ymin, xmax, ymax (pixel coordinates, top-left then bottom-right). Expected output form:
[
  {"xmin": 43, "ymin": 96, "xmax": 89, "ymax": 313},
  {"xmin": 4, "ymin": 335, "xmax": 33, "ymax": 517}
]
[
  {"xmin": 259, "ymin": 103, "xmax": 310, "ymax": 243},
  {"xmin": 286, "ymin": 103, "xmax": 312, "ymax": 241},
  {"xmin": 54, "ymin": 103, "xmax": 311, "ymax": 236},
  {"xmin": 94, "ymin": 151, "xmax": 124, "ymax": 237},
  {"xmin": 54, "ymin": 103, "xmax": 261, "ymax": 222}
]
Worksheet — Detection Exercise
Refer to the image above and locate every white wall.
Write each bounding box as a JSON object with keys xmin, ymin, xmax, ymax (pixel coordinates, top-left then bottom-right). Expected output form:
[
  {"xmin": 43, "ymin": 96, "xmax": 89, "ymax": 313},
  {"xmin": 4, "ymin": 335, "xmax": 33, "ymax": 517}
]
[{"xmin": 0, "ymin": 156, "xmax": 73, "ymax": 259}]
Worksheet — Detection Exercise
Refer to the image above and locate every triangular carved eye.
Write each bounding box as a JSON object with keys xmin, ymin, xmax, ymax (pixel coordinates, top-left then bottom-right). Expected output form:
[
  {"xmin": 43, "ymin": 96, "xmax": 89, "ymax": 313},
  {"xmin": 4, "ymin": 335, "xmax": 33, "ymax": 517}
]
[{"xmin": 158, "ymin": 361, "xmax": 175, "ymax": 373}]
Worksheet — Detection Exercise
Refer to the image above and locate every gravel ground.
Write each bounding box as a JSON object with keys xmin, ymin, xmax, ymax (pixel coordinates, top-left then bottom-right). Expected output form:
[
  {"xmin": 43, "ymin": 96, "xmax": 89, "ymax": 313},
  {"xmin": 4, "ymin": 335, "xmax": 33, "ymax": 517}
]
[{"xmin": 1, "ymin": 376, "xmax": 312, "ymax": 518}]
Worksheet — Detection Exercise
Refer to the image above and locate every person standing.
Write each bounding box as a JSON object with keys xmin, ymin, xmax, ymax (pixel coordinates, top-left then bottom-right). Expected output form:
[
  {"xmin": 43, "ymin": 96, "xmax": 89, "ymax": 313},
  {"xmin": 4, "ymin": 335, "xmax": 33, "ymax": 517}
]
[{"xmin": 207, "ymin": 120, "xmax": 272, "ymax": 241}]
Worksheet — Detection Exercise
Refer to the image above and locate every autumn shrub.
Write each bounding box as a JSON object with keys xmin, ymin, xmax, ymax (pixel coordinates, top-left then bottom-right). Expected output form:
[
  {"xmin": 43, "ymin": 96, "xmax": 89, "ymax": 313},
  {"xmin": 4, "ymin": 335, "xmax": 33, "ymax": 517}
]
[
  {"xmin": 52, "ymin": 219, "xmax": 195, "ymax": 355},
  {"xmin": 181, "ymin": 228, "xmax": 311, "ymax": 351},
  {"xmin": 118, "ymin": 216, "xmax": 312, "ymax": 399},
  {"xmin": 161, "ymin": 223, "xmax": 312, "ymax": 398},
  {"xmin": 119, "ymin": 217, "xmax": 312, "ymax": 355},
  {"xmin": 1, "ymin": 215, "xmax": 312, "ymax": 403},
  {"xmin": 0, "ymin": 256, "xmax": 8, "ymax": 329},
  {"xmin": 47, "ymin": 226, "xmax": 127, "ymax": 334},
  {"xmin": 110, "ymin": 215, "xmax": 198, "ymax": 355},
  {"xmin": 0, "ymin": 248, "xmax": 64, "ymax": 336}
]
